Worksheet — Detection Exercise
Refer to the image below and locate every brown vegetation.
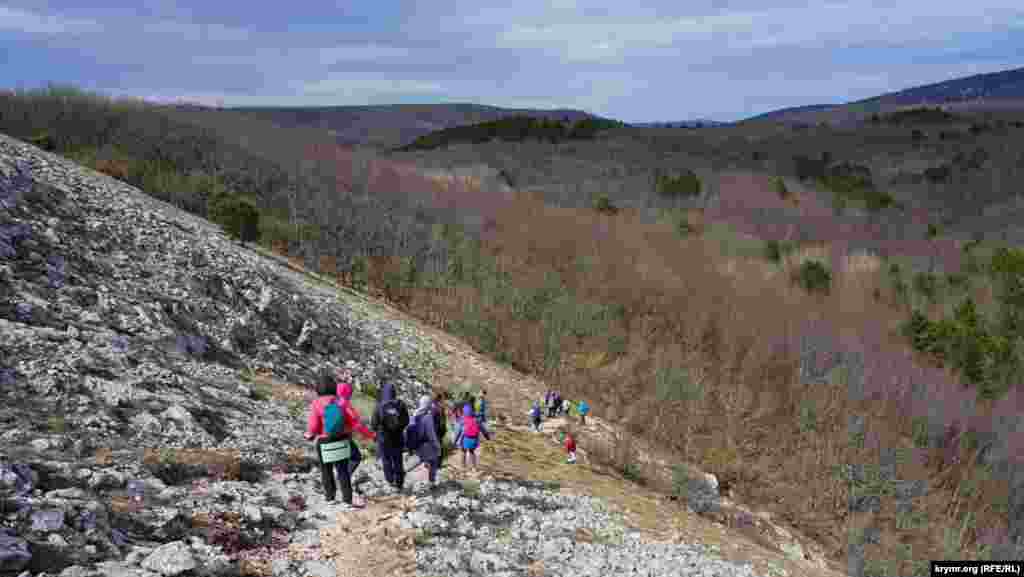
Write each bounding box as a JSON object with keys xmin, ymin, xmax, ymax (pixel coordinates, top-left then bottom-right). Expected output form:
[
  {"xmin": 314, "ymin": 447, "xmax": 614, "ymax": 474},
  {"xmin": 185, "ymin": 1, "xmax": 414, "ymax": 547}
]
[{"xmin": 272, "ymin": 161, "xmax": 1020, "ymax": 572}]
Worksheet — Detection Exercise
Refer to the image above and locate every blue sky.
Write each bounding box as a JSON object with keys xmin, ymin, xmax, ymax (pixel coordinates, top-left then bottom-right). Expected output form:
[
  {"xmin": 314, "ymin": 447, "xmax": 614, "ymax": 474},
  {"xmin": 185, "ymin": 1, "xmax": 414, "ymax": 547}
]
[{"xmin": 2, "ymin": 0, "xmax": 1023, "ymax": 122}]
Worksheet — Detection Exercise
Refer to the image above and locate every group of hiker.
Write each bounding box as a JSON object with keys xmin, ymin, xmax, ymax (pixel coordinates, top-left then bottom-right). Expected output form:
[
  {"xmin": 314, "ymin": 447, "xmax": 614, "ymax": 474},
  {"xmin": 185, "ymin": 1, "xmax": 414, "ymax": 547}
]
[
  {"xmin": 303, "ymin": 367, "xmax": 494, "ymax": 508},
  {"xmin": 530, "ymin": 390, "xmax": 590, "ymax": 432}
]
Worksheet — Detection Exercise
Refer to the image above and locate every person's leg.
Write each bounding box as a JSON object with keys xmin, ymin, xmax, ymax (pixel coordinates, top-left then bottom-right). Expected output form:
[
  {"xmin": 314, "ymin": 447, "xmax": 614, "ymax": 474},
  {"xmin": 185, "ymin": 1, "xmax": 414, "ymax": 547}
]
[
  {"xmin": 317, "ymin": 441, "xmax": 337, "ymax": 501},
  {"xmin": 380, "ymin": 445, "xmax": 397, "ymax": 486},
  {"xmin": 461, "ymin": 448, "xmax": 468, "ymax": 468},
  {"xmin": 425, "ymin": 459, "xmax": 438, "ymax": 485},
  {"xmin": 335, "ymin": 460, "xmax": 353, "ymax": 504},
  {"xmin": 470, "ymin": 448, "xmax": 478, "ymax": 469},
  {"xmin": 393, "ymin": 448, "xmax": 406, "ymax": 489},
  {"xmin": 349, "ymin": 440, "xmax": 363, "ymax": 478}
]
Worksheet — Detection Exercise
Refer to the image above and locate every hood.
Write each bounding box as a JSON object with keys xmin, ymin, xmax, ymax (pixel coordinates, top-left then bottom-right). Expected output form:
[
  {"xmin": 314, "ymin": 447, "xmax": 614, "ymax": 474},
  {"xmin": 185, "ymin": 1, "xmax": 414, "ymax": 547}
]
[
  {"xmin": 337, "ymin": 382, "xmax": 353, "ymax": 400},
  {"xmin": 380, "ymin": 382, "xmax": 396, "ymax": 403},
  {"xmin": 416, "ymin": 395, "xmax": 432, "ymax": 415}
]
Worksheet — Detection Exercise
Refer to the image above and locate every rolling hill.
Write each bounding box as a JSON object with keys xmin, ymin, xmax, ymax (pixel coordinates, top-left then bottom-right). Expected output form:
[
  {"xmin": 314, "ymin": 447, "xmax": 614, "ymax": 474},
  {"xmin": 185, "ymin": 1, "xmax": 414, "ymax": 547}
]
[
  {"xmin": 219, "ymin": 102, "xmax": 604, "ymax": 149},
  {"xmin": 742, "ymin": 65, "xmax": 1024, "ymax": 125}
]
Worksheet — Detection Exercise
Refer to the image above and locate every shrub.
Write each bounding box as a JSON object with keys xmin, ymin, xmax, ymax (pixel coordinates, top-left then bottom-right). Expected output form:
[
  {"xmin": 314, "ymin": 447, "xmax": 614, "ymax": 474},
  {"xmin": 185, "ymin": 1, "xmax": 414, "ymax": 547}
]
[
  {"xmin": 793, "ymin": 153, "xmax": 829, "ymax": 181},
  {"xmin": 924, "ymin": 164, "xmax": 952, "ymax": 184},
  {"xmin": 912, "ymin": 272, "xmax": 939, "ymax": 302},
  {"xmin": 798, "ymin": 397, "xmax": 818, "ymax": 433},
  {"xmin": 207, "ymin": 191, "xmax": 260, "ymax": 244},
  {"xmin": 622, "ymin": 461, "xmax": 643, "ymax": 483},
  {"xmin": 655, "ymin": 170, "xmax": 702, "ymax": 198},
  {"xmin": 772, "ymin": 176, "xmax": 789, "ymax": 199},
  {"xmin": 671, "ymin": 463, "xmax": 691, "ymax": 499},
  {"xmin": 763, "ymin": 239, "xmax": 796, "ymax": 263},
  {"xmin": 28, "ymin": 131, "xmax": 57, "ymax": 151},
  {"xmin": 593, "ymin": 194, "xmax": 619, "ymax": 215},
  {"xmin": 793, "ymin": 260, "xmax": 832, "ymax": 295}
]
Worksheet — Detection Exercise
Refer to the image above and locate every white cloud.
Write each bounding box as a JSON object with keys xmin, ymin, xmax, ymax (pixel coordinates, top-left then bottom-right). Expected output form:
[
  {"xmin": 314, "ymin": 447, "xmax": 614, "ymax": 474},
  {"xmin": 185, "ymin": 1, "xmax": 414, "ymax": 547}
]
[
  {"xmin": 0, "ymin": 4, "xmax": 102, "ymax": 35},
  {"xmin": 492, "ymin": 1, "xmax": 1024, "ymax": 64},
  {"xmin": 318, "ymin": 43, "xmax": 412, "ymax": 65},
  {"xmin": 141, "ymin": 19, "xmax": 250, "ymax": 42}
]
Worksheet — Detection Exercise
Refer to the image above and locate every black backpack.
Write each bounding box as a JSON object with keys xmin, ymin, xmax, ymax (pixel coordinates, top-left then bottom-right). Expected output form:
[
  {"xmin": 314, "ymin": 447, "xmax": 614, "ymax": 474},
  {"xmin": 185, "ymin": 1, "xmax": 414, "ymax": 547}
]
[
  {"xmin": 433, "ymin": 404, "xmax": 446, "ymax": 439},
  {"xmin": 380, "ymin": 400, "xmax": 405, "ymax": 436}
]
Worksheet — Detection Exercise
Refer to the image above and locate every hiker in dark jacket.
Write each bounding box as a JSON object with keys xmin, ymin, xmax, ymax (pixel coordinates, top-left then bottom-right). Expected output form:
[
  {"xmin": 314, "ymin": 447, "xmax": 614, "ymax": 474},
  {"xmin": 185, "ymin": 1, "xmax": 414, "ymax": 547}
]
[
  {"xmin": 411, "ymin": 395, "xmax": 442, "ymax": 486},
  {"xmin": 371, "ymin": 382, "xmax": 410, "ymax": 492},
  {"xmin": 432, "ymin": 393, "xmax": 448, "ymax": 465}
]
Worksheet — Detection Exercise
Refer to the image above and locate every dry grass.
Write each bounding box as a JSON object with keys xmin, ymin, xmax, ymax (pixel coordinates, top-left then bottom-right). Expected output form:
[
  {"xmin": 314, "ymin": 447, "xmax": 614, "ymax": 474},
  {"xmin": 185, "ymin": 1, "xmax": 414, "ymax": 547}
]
[{"xmin": 142, "ymin": 447, "xmax": 242, "ymax": 480}]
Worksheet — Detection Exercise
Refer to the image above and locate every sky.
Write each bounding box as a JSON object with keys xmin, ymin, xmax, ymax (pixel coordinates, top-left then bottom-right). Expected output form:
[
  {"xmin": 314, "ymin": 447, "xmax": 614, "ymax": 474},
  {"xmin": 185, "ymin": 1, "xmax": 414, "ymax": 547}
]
[{"xmin": 2, "ymin": 1, "xmax": 1023, "ymax": 123}]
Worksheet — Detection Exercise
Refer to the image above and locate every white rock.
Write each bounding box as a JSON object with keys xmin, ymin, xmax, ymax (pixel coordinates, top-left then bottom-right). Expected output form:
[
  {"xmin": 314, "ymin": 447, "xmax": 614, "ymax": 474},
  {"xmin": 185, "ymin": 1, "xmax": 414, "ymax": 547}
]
[
  {"xmin": 244, "ymin": 505, "xmax": 263, "ymax": 523},
  {"xmin": 140, "ymin": 541, "xmax": 196, "ymax": 576},
  {"xmin": 161, "ymin": 405, "xmax": 192, "ymax": 423}
]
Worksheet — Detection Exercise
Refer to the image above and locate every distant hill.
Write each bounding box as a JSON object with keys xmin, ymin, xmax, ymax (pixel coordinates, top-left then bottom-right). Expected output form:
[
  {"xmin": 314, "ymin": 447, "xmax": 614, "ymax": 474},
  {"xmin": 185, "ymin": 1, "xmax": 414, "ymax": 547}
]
[
  {"xmin": 216, "ymin": 103, "xmax": 601, "ymax": 149},
  {"xmin": 742, "ymin": 65, "xmax": 1024, "ymax": 125},
  {"xmin": 630, "ymin": 119, "xmax": 730, "ymax": 128},
  {"xmin": 741, "ymin": 104, "xmax": 838, "ymax": 124}
]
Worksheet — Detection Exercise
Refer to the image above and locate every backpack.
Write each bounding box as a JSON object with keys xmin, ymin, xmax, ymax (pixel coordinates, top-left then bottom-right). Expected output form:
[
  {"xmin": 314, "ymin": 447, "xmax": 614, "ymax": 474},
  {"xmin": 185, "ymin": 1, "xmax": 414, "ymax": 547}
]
[
  {"xmin": 530, "ymin": 405, "xmax": 541, "ymax": 420},
  {"xmin": 380, "ymin": 400, "xmax": 405, "ymax": 436},
  {"xmin": 404, "ymin": 414, "xmax": 425, "ymax": 450},
  {"xmin": 323, "ymin": 399, "xmax": 348, "ymax": 441},
  {"xmin": 433, "ymin": 404, "xmax": 446, "ymax": 437},
  {"xmin": 463, "ymin": 415, "xmax": 480, "ymax": 438}
]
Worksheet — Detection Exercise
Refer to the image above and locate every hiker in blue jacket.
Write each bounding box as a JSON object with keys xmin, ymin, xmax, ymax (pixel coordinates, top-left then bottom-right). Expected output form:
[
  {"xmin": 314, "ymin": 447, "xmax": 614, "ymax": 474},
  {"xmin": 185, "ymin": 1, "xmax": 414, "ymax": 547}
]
[
  {"xmin": 371, "ymin": 382, "xmax": 410, "ymax": 492},
  {"xmin": 578, "ymin": 399, "xmax": 590, "ymax": 426},
  {"xmin": 475, "ymin": 389, "xmax": 489, "ymax": 424},
  {"xmin": 408, "ymin": 395, "xmax": 442, "ymax": 487}
]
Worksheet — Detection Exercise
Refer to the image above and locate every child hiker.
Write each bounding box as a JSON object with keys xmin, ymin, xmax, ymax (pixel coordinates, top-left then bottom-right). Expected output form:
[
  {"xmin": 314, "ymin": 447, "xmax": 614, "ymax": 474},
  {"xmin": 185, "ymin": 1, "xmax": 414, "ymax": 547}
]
[
  {"xmin": 565, "ymin": 430, "xmax": 577, "ymax": 464},
  {"xmin": 455, "ymin": 404, "xmax": 491, "ymax": 471}
]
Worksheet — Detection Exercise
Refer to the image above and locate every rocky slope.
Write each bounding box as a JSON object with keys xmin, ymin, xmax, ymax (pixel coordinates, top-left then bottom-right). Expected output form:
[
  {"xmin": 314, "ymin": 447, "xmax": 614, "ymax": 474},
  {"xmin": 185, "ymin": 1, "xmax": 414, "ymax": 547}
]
[{"xmin": 0, "ymin": 131, "xmax": 842, "ymax": 577}]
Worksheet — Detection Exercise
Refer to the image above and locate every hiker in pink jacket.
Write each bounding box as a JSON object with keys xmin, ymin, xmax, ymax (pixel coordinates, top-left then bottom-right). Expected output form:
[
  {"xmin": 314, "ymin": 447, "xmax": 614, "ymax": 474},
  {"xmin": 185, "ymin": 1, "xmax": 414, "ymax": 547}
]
[
  {"xmin": 331, "ymin": 369, "xmax": 375, "ymax": 482},
  {"xmin": 303, "ymin": 373, "xmax": 374, "ymax": 507}
]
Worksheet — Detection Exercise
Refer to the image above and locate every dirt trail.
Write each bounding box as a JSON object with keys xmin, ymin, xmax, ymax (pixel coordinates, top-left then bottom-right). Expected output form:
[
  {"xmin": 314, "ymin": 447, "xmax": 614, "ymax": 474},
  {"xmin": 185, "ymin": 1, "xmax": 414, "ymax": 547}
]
[{"xmin": 319, "ymin": 496, "xmax": 417, "ymax": 577}]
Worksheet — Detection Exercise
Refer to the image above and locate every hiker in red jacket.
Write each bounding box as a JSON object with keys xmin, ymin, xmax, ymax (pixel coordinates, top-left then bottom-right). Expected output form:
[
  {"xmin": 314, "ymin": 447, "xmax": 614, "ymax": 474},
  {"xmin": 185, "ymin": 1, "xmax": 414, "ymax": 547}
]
[
  {"xmin": 565, "ymin": 430, "xmax": 577, "ymax": 464},
  {"xmin": 304, "ymin": 372, "xmax": 374, "ymax": 506}
]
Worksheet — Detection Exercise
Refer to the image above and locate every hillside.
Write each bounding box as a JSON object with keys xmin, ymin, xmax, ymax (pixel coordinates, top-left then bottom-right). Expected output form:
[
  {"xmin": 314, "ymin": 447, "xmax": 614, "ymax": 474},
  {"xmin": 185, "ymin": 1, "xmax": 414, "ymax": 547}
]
[
  {"xmin": 219, "ymin": 103, "xmax": 602, "ymax": 149},
  {"xmin": 741, "ymin": 104, "xmax": 838, "ymax": 124},
  {"xmin": 0, "ymin": 133, "xmax": 855, "ymax": 577},
  {"xmin": 743, "ymin": 66, "xmax": 1024, "ymax": 125}
]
